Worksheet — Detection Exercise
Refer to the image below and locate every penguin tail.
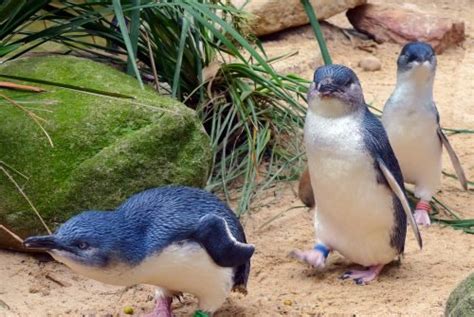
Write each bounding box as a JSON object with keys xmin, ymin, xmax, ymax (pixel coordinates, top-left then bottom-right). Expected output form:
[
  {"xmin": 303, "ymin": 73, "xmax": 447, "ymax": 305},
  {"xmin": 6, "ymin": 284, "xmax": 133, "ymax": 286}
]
[{"xmin": 192, "ymin": 214, "xmax": 255, "ymax": 268}]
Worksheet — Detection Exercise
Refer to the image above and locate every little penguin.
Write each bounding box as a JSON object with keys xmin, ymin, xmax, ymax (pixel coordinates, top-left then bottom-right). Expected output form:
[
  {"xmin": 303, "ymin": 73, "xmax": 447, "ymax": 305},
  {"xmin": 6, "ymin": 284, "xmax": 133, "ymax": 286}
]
[
  {"xmin": 24, "ymin": 186, "xmax": 255, "ymax": 316},
  {"xmin": 291, "ymin": 64, "xmax": 422, "ymax": 284},
  {"xmin": 382, "ymin": 41, "xmax": 468, "ymax": 226}
]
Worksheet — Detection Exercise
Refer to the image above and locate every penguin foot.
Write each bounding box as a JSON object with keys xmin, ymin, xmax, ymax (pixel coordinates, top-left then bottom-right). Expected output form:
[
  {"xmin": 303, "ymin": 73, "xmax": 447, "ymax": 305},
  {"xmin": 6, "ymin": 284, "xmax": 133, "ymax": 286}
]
[
  {"xmin": 289, "ymin": 249, "xmax": 327, "ymax": 269},
  {"xmin": 145, "ymin": 296, "xmax": 173, "ymax": 317},
  {"xmin": 414, "ymin": 209, "xmax": 431, "ymax": 226},
  {"xmin": 340, "ymin": 264, "xmax": 384, "ymax": 285}
]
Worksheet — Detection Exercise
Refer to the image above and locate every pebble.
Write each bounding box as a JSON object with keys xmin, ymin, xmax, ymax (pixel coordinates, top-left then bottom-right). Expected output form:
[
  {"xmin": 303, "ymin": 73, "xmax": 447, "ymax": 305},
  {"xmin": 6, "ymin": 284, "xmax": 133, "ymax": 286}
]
[
  {"xmin": 358, "ymin": 56, "xmax": 382, "ymax": 71},
  {"xmin": 123, "ymin": 306, "xmax": 134, "ymax": 315}
]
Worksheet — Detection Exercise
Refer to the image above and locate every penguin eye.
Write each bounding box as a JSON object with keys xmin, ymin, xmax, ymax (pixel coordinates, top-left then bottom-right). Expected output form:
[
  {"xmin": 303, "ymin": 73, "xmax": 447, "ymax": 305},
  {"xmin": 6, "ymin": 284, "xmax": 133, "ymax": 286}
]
[
  {"xmin": 406, "ymin": 54, "xmax": 419, "ymax": 63},
  {"xmin": 77, "ymin": 242, "xmax": 89, "ymax": 250}
]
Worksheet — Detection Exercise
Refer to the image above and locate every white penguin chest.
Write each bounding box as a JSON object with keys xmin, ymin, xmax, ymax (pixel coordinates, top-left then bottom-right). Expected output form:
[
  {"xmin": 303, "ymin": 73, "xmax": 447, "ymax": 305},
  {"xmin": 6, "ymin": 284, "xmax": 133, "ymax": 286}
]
[
  {"xmin": 382, "ymin": 95, "xmax": 442, "ymax": 188},
  {"xmin": 304, "ymin": 112, "xmax": 398, "ymax": 266},
  {"xmin": 51, "ymin": 242, "xmax": 234, "ymax": 312}
]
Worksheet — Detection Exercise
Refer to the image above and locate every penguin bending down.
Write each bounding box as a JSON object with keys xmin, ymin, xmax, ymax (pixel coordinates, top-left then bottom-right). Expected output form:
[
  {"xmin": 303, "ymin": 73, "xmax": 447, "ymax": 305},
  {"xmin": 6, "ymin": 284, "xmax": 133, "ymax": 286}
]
[
  {"xmin": 291, "ymin": 65, "xmax": 422, "ymax": 284},
  {"xmin": 382, "ymin": 41, "xmax": 468, "ymax": 226},
  {"xmin": 24, "ymin": 186, "xmax": 254, "ymax": 316}
]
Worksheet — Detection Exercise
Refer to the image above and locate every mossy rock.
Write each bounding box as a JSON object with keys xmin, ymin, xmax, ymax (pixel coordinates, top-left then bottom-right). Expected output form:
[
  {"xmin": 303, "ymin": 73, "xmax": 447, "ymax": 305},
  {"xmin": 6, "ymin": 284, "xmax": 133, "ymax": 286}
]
[
  {"xmin": 445, "ymin": 273, "xmax": 474, "ymax": 316},
  {"xmin": 0, "ymin": 56, "xmax": 211, "ymax": 249}
]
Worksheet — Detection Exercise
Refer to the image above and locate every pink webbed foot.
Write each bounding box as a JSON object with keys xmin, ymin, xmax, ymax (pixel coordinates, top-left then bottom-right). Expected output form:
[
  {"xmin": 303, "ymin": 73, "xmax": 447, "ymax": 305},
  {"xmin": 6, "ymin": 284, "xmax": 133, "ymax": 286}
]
[
  {"xmin": 290, "ymin": 243, "xmax": 330, "ymax": 269},
  {"xmin": 415, "ymin": 200, "xmax": 431, "ymax": 226},
  {"xmin": 145, "ymin": 296, "xmax": 173, "ymax": 317},
  {"xmin": 340, "ymin": 264, "xmax": 384, "ymax": 285}
]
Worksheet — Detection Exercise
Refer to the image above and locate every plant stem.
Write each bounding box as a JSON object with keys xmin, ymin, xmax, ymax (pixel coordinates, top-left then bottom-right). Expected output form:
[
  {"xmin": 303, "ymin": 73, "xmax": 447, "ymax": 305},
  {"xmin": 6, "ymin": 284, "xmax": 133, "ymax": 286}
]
[{"xmin": 300, "ymin": 0, "xmax": 332, "ymax": 65}]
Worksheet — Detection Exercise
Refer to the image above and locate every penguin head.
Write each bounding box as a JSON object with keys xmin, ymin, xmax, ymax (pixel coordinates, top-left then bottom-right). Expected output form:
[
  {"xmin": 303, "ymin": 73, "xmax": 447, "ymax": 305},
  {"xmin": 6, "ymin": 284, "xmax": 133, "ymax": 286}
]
[
  {"xmin": 24, "ymin": 211, "xmax": 124, "ymax": 269},
  {"xmin": 397, "ymin": 42, "xmax": 436, "ymax": 77},
  {"xmin": 308, "ymin": 64, "xmax": 365, "ymax": 117}
]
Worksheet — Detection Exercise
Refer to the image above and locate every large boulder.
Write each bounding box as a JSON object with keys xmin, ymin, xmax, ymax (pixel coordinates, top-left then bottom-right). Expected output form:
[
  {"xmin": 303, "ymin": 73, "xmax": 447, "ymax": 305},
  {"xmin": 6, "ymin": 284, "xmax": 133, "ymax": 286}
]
[
  {"xmin": 347, "ymin": 4, "xmax": 465, "ymax": 54},
  {"xmin": 0, "ymin": 56, "xmax": 211, "ymax": 249},
  {"xmin": 445, "ymin": 273, "xmax": 474, "ymax": 316},
  {"xmin": 232, "ymin": 0, "xmax": 367, "ymax": 36}
]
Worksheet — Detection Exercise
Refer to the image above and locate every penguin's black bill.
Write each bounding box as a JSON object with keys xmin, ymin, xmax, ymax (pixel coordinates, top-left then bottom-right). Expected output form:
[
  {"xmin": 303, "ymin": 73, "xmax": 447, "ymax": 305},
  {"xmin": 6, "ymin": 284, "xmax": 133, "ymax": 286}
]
[
  {"xmin": 23, "ymin": 235, "xmax": 59, "ymax": 250},
  {"xmin": 317, "ymin": 83, "xmax": 339, "ymax": 96}
]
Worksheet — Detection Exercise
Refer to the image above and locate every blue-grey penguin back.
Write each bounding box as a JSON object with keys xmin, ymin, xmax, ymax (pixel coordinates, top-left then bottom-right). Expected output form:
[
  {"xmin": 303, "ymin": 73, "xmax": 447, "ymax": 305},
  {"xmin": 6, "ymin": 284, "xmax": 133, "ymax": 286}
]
[
  {"xmin": 361, "ymin": 108, "xmax": 407, "ymax": 253},
  {"xmin": 116, "ymin": 186, "xmax": 253, "ymax": 288}
]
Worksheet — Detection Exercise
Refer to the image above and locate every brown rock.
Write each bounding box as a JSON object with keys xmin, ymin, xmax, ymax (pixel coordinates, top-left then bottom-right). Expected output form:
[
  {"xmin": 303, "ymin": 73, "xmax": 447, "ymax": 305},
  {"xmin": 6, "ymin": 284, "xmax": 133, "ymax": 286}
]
[
  {"xmin": 346, "ymin": 4, "xmax": 465, "ymax": 53},
  {"xmin": 232, "ymin": 0, "xmax": 367, "ymax": 36},
  {"xmin": 358, "ymin": 56, "xmax": 381, "ymax": 71}
]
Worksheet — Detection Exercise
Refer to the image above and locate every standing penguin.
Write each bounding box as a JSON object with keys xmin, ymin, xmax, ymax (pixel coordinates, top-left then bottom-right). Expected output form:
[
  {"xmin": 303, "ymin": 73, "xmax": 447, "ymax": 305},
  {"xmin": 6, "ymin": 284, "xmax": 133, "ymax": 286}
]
[
  {"xmin": 24, "ymin": 186, "xmax": 254, "ymax": 317},
  {"xmin": 291, "ymin": 65, "xmax": 422, "ymax": 284},
  {"xmin": 382, "ymin": 42, "xmax": 468, "ymax": 226}
]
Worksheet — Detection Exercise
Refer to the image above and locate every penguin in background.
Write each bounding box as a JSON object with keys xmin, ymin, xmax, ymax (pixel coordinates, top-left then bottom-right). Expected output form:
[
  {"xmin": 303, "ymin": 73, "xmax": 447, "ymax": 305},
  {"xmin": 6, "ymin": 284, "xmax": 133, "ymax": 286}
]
[
  {"xmin": 291, "ymin": 64, "xmax": 422, "ymax": 284},
  {"xmin": 382, "ymin": 41, "xmax": 468, "ymax": 226},
  {"xmin": 24, "ymin": 186, "xmax": 254, "ymax": 317}
]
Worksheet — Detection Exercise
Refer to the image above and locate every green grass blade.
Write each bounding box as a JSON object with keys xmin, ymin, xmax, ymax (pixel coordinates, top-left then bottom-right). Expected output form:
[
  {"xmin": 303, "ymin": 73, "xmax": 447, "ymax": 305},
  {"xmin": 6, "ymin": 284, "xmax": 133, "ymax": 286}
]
[
  {"xmin": 0, "ymin": 74, "xmax": 135, "ymax": 99},
  {"xmin": 300, "ymin": 0, "xmax": 332, "ymax": 65},
  {"xmin": 111, "ymin": 0, "xmax": 143, "ymax": 88},
  {"xmin": 126, "ymin": 0, "xmax": 141, "ymax": 76},
  {"xmin": 172, "ymin": 17, "xmax": 190, "ymax": 99},
  {"xmin": 442, "ymin": 127, "xmax": 474, "ymax": 134}
]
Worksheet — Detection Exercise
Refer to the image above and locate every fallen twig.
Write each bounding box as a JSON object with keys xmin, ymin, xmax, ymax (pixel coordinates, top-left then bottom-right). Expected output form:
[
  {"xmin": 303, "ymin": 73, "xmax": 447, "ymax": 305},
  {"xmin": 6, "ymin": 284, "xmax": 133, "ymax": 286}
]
[
  {"xmin": 258, "ymin": 205, "xmax": 307, "ymax": 231},
  {"xmin": 0, "ymin": 225, "xmax": 24, "ymax": 244},
  {"xmin": 0, "ymin": 92, "xmax": 54, "ymax": 147},
  {"xmin": 45, "ymin": 273, "xmax": 69, "ymax": 287},
  {"xmin": 0, "ymin": 81, "xmax": 45, "ymax": 92},
  {"xmin": 145, "ymin": 30, "xmax": 160, "ymax": 92},
  {"xmin": 0, "ymin": 166, "xmax": 51, "ymax": 234}
]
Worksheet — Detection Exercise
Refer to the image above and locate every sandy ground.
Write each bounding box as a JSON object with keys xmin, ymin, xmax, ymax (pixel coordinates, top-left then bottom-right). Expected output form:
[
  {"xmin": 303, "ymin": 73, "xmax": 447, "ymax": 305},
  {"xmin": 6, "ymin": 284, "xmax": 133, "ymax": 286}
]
[{"xmin": 1, "ymin": 0, "xmax": 473, "ymax": 316}]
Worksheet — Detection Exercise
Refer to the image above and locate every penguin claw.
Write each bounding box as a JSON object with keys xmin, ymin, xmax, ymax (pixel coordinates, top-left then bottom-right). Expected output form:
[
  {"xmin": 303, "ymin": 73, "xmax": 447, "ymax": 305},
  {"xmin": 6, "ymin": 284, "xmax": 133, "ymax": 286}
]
[
  {"xmin": 289, "ymin": 249, "xmax": 326, "ymax": 269},
  {"xmin": 145, "ymin": 297, "xmax": 173, "ymax": 317},
  {"xmin": 355, "ymin": 278, "xmax": 365, "ymax": 285},
  {"xmin": 339, "ymin": 265, "xmax": 384, "ymax": 285},
  {"xmin": 340, "ymin": 271, "xmax": 352, "ymax": 280},
  {"xmin": 414, "ymin": 209, "xmax": 431, "ymax": 226}
]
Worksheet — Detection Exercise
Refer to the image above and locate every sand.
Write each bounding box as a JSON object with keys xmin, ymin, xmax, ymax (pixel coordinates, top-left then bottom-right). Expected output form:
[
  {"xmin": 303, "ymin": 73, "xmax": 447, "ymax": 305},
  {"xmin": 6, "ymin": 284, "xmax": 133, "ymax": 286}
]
[{"xmin": 0, "ymin": 0, "xmax": 473, "ymax": 316}]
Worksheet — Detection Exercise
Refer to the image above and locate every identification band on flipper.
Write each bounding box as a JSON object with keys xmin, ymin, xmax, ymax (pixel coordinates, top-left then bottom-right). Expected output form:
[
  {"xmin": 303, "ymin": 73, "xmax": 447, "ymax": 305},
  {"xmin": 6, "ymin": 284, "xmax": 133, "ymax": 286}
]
[
  {"xmin": 313, "ymin": 243, "xmax": 330, "ymax": 258},
  {"xmin": 194, "ymin": 310, "xmax": 209, "ymax": 317},
  {"xmin": 416, "ymin": 201, "xmax": 431, "ymax": 213}
]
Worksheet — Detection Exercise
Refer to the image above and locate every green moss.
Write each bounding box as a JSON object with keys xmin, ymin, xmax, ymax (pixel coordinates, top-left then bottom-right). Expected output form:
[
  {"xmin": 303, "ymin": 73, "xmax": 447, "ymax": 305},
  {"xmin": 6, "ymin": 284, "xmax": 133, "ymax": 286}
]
[
  {"xmin": 0, "ymin": 56, "xmax": 211, "ymax": 248},
  {"xmin": 445, "ymin": 273, "xmax": 474, "ymax": 316}
]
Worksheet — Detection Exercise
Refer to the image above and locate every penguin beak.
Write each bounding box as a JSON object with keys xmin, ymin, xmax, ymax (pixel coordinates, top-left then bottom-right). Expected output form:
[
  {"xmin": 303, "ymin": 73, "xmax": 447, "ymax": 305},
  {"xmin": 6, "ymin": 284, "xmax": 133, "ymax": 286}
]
[
  {"xmin": 316, "ymin": 82, "xmax": 339, "ymax": 97},
  {"xmin": 410, "ymin": 54, "xmax": 433, "ymax": 67},
  {"xmin": 23, "ymin": 235, "xmax": 60, "ymax": 250}
]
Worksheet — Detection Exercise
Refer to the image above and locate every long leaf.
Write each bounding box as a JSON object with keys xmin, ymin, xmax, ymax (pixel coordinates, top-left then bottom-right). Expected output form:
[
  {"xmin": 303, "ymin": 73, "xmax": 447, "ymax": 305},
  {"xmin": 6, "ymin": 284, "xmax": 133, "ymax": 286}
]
[
  {"xmin": 111, "ymin": 0, "xmax": 143, "ymax": 88},
  {"xmin": 172, "ymin": 16, "xmax": 190, "ymax": 99},
  {"xmin": 300, "ymin": 0, "xmax": 332, "ymax": 65}
]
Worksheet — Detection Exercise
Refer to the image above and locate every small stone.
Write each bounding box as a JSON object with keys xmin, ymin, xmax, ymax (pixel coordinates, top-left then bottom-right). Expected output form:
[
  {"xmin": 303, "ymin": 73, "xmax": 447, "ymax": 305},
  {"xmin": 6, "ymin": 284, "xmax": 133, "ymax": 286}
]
[
  {"xmin": 358, "ymin": 56, "xmax": 382, "ymax": 71},
  {"xmin": 283, "ymin": 299, "xmax": 293, "ymax": 306},
  {"xmin": 123, "ymin": 306, "xmax": 134, "ymax": 315}
]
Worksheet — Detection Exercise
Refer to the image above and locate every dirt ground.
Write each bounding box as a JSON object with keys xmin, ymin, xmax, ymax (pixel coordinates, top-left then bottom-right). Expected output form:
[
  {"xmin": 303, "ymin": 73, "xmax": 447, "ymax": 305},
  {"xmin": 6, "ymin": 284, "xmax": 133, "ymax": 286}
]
[{"xmin": 1, "ymin": 0, "xmax": 473, "ymax": 316}]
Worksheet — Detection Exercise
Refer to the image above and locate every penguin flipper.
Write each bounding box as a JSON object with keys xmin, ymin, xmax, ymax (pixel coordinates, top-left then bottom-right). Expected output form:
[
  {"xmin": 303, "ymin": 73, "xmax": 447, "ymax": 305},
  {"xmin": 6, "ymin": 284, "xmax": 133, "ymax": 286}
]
[
  {"xmin": 298, "ymin": 167, "xmax": 315, "ymax": 208},
  {"xmin": 437, "ymin": 128, "xmax": 468, "ymax": 190},
  {"xmin": 192, "ymin": 214, "xmax": 255, "ymax": 268},
  {"xmin": 376, "ymin": 157, "xmax": 423, "ymax": 250}
]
